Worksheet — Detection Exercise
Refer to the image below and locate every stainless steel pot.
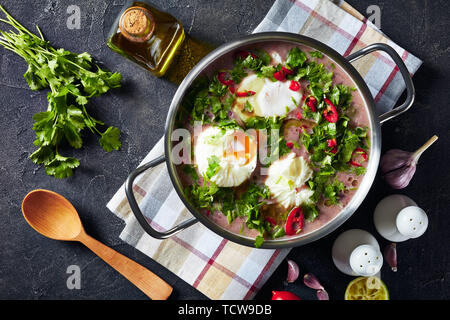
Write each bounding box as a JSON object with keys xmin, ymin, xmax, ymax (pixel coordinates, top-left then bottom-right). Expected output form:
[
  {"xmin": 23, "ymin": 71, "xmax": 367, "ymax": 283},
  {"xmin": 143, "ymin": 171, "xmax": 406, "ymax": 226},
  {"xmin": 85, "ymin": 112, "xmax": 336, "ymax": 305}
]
[{"xmin": 125, "ymin": 32, "xmax": 415, "ymax": 249}]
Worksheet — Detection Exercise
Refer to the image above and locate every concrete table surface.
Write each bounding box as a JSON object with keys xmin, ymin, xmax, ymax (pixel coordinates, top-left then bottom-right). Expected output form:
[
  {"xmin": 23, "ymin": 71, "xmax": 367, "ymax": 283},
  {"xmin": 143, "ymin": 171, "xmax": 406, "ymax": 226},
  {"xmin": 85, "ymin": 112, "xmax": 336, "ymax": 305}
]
[{"xmin": 0, "ymin": 0, "xmax": 448, "ymax": 300}]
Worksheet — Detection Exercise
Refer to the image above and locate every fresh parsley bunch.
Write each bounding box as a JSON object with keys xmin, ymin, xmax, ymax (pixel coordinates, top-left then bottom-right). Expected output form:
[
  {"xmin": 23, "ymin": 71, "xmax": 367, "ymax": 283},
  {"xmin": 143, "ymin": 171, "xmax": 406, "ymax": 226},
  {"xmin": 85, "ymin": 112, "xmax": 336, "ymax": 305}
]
[{"xmin": 0, "ymin": 6, "xmax": 122, "ymax": 178}]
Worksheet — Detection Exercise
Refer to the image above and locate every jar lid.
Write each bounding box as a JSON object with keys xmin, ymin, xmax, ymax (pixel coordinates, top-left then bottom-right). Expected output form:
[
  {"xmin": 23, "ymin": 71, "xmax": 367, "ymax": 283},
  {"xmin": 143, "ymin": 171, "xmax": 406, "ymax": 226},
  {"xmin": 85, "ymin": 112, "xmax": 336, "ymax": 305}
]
[{"xmin": 119, "ymin": 6, "xmax": 155, "ymax": 42}]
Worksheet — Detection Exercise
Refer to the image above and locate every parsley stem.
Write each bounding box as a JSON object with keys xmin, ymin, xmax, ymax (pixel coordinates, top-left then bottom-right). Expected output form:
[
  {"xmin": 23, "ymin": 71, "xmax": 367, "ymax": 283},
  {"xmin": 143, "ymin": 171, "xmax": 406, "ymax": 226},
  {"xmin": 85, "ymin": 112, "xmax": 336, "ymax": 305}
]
[
  {"xmin": 36, "ymin": 25, "xmax": 44, "ymax": 40},
  {"xmin": 0, "ymin": 5, "xmax": 38, "ymax": 38},
  {"xmin": 81, "ymin": 105, "xmax": 103, "ymax": 135}
]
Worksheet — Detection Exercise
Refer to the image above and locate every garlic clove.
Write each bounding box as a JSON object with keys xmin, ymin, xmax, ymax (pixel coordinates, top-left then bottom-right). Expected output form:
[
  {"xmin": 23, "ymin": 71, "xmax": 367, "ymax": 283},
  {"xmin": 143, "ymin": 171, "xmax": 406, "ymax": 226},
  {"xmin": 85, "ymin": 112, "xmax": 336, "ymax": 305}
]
[
  {"xmin": 286, "ymin": 259, "xmax": 300, "ymax": 283},
  {"xmin": 316, "ymin": 289, "xmax": 329, "ymax": 300},
  {"xmin": 384, "ymin": 243, "xmax": 397, "ymax": 272},
  {"xmin": 303, "ymin": 273, "xmax": 324, "ymax": 290}
]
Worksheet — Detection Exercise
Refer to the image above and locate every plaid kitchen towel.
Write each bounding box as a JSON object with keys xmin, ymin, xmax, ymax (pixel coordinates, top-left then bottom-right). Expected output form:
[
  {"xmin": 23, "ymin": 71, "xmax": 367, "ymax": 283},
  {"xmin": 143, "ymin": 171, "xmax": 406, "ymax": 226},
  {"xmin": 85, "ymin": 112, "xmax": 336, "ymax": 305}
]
[
  {"xmin": 255, "ymin": 0, "xmax": 422, "ymax": 115},
  {"xmin": 107, "ymin": 0, "xmax": 422, "ymax": 300}
]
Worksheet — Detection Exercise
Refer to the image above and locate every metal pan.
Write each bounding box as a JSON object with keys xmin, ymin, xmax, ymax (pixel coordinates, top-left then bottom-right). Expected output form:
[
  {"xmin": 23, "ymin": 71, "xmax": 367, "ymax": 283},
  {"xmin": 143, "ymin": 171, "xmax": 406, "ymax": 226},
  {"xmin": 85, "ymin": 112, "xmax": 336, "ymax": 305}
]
[{"xmin": 125, "ymin": 32, "xmax": 414, "ymax": 248}]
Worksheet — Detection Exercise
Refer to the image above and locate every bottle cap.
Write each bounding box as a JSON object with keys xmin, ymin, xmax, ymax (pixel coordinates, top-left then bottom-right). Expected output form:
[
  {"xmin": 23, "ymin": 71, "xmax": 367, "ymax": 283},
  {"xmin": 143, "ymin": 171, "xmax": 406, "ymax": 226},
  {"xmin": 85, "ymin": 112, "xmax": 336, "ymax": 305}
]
[
  {"xmin": 396, "ymin": 206, "xmax": 428, "ymax": 238},
  {"xmin": 349, "ymin": 244, "xmax": 383, "ymax": 276},
  {"xmin": 119, "ymin": 6, "xmax": 155, "ymax": 42}
]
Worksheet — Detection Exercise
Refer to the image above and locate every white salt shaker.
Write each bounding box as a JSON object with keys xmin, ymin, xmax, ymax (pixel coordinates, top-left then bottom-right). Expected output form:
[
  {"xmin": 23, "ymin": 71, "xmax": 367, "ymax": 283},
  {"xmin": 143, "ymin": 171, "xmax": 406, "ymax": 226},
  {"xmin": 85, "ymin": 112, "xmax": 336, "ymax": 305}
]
[
  {"xmin": 331, "ymin": 229, "xmax": 383, "ymax": 276},
  {"xmin": 373, "ymin": 195, "xmax": 428, "ymax": 242}
]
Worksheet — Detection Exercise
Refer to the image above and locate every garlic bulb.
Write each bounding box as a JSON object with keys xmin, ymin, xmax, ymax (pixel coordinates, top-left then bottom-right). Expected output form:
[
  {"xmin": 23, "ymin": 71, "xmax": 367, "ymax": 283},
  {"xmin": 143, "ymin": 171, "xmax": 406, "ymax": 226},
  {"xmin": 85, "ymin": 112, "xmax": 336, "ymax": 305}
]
[{"xmin": 380, "ymin": 135, "xmax": 438, "ymax": 189}]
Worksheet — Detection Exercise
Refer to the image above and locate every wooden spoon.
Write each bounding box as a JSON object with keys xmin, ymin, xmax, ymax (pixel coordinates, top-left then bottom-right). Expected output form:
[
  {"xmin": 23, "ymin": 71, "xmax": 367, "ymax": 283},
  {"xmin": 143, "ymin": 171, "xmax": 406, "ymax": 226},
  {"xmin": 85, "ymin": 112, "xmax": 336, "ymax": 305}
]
[{"xmin": 21, "ymin": 189, "xmax": 173, "ymax": 300}]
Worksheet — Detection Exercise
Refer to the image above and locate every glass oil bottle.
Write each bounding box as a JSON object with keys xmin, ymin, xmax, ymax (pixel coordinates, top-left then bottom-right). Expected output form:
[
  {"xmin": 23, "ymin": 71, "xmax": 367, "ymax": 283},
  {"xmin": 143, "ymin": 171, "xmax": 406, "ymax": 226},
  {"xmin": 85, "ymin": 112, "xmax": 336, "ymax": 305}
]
[{"xmin": 106, "ymin": 0, "xmax": 213, "ymax": 82}]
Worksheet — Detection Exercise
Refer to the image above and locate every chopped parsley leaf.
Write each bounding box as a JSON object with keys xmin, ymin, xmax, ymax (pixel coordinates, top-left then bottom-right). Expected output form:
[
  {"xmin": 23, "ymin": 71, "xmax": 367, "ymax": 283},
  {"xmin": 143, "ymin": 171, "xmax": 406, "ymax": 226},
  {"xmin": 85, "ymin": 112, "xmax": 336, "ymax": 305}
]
[
  {"xmin": 286, "ymin": 47, "xmax": 307, "ymax": 68},
  {"xmin": 244, "ymin": 100, "xmax": 254, "ymax": 112},
  {"xmin": 310, "ymin": 50, "xmax": 323, "ymax": 58},
  {"xmin": 206, "ymin": 155, "xmax": 221, "ymax": 179}
]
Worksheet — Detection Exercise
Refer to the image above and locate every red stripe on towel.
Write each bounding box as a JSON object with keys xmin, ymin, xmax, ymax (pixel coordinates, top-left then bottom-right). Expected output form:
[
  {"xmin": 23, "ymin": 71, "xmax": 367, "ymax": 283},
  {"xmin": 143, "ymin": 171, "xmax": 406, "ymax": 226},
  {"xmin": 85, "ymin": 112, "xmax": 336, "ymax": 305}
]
[
  {"xmin": 374, "ymin": 50, "xmax": 409, "ymax": 103},
  {"xmin": 193, "ymin": 238, "xmax": 228, "ymax": 288},
  {"xmin": 133, "ymin": 184, "xmax": 147, "ymax": 197},
  {"xmin": 290, "ymin": 0, "xmax": 398, "ymax": 68},
  {"xmin": 144, "ymin": 218, "xmax": 254, "ymax": 291},
  {"xmin": 243, "ymin": 249, "xmax": 282, "ymax": 300},
  {"xmin": 343, "ymin": 22, "xmax": 367, "ymax": 57}
]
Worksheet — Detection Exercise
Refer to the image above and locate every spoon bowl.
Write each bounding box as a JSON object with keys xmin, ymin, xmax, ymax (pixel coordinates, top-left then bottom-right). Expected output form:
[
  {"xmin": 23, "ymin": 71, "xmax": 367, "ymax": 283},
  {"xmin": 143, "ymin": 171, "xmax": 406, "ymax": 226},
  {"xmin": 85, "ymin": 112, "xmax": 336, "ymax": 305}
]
[
  {"xmin": 21, "ymin": 189, "xmax": 173, "ymax": 300},
  {"xmin": 22, "ymin": 189, "xmax": 83, "ymax": 241}
]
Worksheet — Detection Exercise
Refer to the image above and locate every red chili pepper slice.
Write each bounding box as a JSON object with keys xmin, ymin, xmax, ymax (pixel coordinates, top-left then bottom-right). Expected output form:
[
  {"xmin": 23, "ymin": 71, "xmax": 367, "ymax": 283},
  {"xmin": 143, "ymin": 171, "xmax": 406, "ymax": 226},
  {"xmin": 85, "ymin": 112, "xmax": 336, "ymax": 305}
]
[
  {"xmin": 285, "ymin": 207, "xmax": 304, "ymax": 235},
  {"xmin": 273, "ymin": 66, "xmax": 295, "ymax": 82},
  {"xmin": 289, "ymin": 80, "xmax": 301, "ymax": 91},
  {"xmin": 264, "ymin": 217, "xmax": 277, "ymax": 226},
  {"xmin": 349, "ymin": 147, "xmax": 368, "ymax": 166},
  {"xmin": 272, "ymin": 291, "xmax": 302, "ymax": 300},
  {"xmin": 286, "ymin": 141, "xmax": 294, "ymax": 149},
  {"xmin": 281, "ymin": 66, "xmax": 295, "ymax": 75},
  {"xmin": 323, "ymin": 98, "xmax": 338, "ymax": 123},
  {"xmin": 273, "ymin": 71, "xmax": 285, "ymax": 81},
  {"xmin": 305, "ymin": 96, "xmax": 317, "ymax": 112},
  {"xmin": 217, "ymin": 72, "xmax": 234, "ymax": 86},
  {"xmin": 327, "ymin": 138, "xmax": 338, "ymax": 154},
  {"xmin": 355, "ymin": 147, "xmax": 368, "ymax": 161},
  {"xmin": 228, "ymin": 86, "xmax": 236, "ymax": 94},
  {"xmin": 349, "ymin": 160, "xmax": 362, "ymax": 167},
  {"xmin": 295, "ymin": 111, "xmax": 302, "ymax": 120},
  {"xmin": 327, "ymin": 138, "xmax": 337, "ymax": 148},
  {"xmin": 236, "ymin": 90, "xmax": 256, "ymax": 97}
]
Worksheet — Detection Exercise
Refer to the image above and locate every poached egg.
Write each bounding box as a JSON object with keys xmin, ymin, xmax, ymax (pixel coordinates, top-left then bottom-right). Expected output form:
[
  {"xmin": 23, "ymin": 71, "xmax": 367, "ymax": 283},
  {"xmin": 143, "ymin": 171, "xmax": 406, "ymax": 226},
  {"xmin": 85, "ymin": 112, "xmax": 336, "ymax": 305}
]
[
  {"xmin": 233, "ymin": 74, "xmax": 302, "ymax": 120},
  {"xmin": 195, "ymin": 126, "xmax": 257, "ymax": 187},
  {"xmin": 265, "ymin": 153, "xmax": 314, "ymax": 208}
]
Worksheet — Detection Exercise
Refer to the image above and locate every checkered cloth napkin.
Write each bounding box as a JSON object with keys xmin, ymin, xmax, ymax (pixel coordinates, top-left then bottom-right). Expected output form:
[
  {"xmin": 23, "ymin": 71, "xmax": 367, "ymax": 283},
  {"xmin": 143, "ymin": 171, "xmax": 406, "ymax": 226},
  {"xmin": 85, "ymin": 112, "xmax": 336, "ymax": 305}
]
[{"xmin": 107, "ymin": 0, "xmax": 422, "ymax": 300}]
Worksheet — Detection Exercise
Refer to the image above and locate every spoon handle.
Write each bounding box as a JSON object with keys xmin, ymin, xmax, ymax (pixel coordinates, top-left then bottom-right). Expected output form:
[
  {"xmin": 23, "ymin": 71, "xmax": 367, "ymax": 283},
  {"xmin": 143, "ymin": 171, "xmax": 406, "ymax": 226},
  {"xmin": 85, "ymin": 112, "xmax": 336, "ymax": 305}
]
[{"xmin": 78, "ymin": 232, "xmax": 172, "ymax": 300}]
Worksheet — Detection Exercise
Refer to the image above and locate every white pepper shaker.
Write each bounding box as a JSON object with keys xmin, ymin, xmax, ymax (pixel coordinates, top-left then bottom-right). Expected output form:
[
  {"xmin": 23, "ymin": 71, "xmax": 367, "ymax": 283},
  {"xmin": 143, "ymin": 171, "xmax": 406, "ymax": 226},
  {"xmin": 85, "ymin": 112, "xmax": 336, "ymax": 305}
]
[
  {"xmin": 331, "ymin": 229, "xmax": 383, "ymax": 276},
  {"xmin": 373, "ymin": 194, "xmax": 428, "ymax": 242}
]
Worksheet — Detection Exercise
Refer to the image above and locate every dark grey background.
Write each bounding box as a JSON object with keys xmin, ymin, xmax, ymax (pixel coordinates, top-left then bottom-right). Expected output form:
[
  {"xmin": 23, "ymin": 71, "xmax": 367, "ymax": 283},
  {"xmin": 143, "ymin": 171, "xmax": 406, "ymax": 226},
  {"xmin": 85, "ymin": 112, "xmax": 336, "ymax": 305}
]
[{"xmin": 0, "ymin": 0, "xmax": 448, "ymax": 300}]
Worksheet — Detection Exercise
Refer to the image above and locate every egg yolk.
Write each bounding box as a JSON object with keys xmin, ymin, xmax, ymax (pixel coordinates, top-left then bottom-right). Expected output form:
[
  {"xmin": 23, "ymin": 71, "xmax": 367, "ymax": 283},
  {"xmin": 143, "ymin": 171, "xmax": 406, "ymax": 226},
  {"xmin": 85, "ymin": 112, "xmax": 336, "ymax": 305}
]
[{"xmin": 223, "ymin": 131, "xmax": 257, "ymax": 165}]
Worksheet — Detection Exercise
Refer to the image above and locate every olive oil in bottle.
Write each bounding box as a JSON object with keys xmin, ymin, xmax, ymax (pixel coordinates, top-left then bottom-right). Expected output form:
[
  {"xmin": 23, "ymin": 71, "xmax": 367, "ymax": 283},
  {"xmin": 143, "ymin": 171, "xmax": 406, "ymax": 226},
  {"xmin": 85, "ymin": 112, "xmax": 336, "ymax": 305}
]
[{"xmin": 107, "ymin": 1, "xmax": 185, "ymax": 77}]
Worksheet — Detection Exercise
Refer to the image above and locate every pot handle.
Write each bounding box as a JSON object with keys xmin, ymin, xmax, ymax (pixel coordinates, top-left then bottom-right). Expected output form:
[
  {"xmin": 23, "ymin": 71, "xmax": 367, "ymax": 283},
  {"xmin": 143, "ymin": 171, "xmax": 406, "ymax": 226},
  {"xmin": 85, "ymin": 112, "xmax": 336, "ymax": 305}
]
[
  {"xmin": 345, "ymin": 43, "xmax": 415, "ymax": 123},
  {"xmin": 125, "ymin": 154, "xmax": 198, "ymax": 239}
]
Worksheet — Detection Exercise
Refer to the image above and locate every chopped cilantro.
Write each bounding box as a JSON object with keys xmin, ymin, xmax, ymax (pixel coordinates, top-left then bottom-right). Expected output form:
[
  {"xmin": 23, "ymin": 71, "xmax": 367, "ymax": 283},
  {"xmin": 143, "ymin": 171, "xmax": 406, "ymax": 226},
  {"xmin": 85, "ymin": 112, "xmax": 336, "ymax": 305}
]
[
  {"xmin": 206, "ymin": 155, "xmax": 221, "ymax": 178},
  {"xmin": 231, "ymin": 63, "xmax": 247, "ymax": 84},
  {"xmin": 209, "ymin": 74, "xmax": 228, "ymax": 96},
  {"xmin": 185, "ymin": 181, "xmax": 271, "ymax": 247},
  {"xmin": 254, "ymin": 49, "xmax": 271, "ymax": 65},
  {"xmin": 244, "ymin": 100, "xmax": 254, "ymax": 112},
  {"xmin": 254, "ymin": 235, "xmax": 265, "ymax": 248},
  {"xmin": 310, "ymin": 50, "xmax": 323, "ymax": 58},
  {"xmin": 286, "ymin": 47, "xmax": 307, "ymax": 68},
  {"xmin": 257, "ymin": 65, "xmax": 278, "ymax": 81},
  {"xmin": 302, "ymin": 204, "xmax": 319, "ymax": 222},
  {"xmin": 0, "ymin": 6, "xmax": 122, "ymax": 178},
  {"xmin": 271, "ymin": 225, "xmax": 286, "ymax": 239}
]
